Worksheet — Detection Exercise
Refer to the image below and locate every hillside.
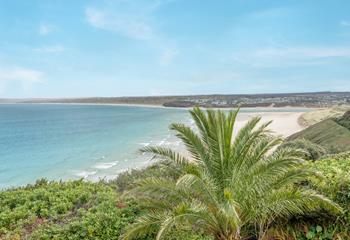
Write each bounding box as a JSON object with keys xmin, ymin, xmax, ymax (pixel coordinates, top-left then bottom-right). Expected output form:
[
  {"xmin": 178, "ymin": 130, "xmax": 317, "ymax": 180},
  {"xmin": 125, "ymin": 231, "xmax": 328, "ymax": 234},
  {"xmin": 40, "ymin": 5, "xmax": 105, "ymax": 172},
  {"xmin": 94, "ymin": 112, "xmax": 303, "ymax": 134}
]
[
  {"xmin": 289, "ymin": 111, "xmax": 350, "ymax": 153},
  {"xmin": 298, "ymin": 106, "xmax": 350, "ymax": 127},
  {"xmin": 335, "ymin": 110, "xmax": 350, "ymax": 130}
]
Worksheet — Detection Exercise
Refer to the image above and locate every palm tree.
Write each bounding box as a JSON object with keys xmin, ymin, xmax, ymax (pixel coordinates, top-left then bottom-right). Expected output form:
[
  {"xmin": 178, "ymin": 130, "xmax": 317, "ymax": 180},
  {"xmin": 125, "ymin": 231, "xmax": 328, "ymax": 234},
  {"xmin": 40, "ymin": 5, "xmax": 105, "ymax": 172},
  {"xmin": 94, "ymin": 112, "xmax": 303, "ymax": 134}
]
[{"xmin": 121, "ymin": 108, "xmax": 340, "ymax": 240}]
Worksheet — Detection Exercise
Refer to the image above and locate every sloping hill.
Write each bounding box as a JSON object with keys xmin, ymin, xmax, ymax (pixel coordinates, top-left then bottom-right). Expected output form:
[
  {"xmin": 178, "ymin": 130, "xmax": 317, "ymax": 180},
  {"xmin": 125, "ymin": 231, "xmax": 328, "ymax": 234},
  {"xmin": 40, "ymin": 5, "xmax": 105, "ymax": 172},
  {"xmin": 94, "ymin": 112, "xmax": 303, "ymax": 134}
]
[
  {"xmin": 288, "ymin": 116, "xmax": 350, "ymax": 153},
  {"xmin": 298, "ymin": 106, "xmax": 350, "ymax": 127},
  {"xmin": 335, "ymin": 110, "xmax": 350, "ymax": 130}
]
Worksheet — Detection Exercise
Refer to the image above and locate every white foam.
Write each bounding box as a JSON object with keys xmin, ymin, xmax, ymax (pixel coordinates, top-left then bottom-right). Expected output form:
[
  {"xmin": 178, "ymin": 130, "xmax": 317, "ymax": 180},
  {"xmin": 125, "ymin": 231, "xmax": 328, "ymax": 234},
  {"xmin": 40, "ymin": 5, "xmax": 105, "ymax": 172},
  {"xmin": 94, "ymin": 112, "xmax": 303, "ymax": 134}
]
[
  {"xmin": 74, "ymin": 170, "xmax": 97, "ymax": 179},
  {"xmin": 139, "ymin": 142, "xmax": 150, "ymax": 147},
  {"xmin": 94, "ymin": 162, "xmax": 117, "ymax": 169}
]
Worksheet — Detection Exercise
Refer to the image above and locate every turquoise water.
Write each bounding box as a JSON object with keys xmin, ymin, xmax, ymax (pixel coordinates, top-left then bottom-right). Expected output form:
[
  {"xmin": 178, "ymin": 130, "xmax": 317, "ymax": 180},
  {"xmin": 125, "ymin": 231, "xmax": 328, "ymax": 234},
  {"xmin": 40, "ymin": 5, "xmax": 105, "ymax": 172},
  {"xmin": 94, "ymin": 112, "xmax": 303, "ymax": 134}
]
[{"xmin": 0, "ymin": 104, "xmax": 308, "ymax": 189}]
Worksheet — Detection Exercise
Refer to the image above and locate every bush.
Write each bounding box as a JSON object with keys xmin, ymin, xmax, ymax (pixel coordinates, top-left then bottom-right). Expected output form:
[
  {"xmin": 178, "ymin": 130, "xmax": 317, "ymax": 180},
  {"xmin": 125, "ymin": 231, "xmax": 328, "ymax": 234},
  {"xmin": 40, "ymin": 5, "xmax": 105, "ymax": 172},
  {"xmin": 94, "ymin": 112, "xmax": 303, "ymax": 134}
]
[
  {"xmin": 0, "ymin": 180, "xmax": 139, "ymax": 240},
  {"xmin": 334, "ymin": 110, "xmax": 350, "ymax": 130},
  {"xmin": 279, "ymin": 139, "xmax": 327, "ymax": 160},
  {"xmin": 0, "ymin": 178, "xmax": 210, "ymax": 240},
  {"xmin": 287, "ymin": 153, "xmax": 350, "ymax": 239},
  {"xmin": 111, "ymin": 160, "xmax": 183, "ymax": 193},
  {"xmin": 310, "ymin": 154, "xmax": 350, "ymax": 205}
]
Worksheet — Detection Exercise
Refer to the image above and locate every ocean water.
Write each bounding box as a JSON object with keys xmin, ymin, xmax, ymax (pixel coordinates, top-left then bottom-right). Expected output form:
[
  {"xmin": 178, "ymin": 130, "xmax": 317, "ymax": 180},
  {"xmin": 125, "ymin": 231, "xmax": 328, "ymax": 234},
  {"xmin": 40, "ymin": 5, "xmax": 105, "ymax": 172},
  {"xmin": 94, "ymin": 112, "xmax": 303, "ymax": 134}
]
[{"xmin": 0, "ymin": 104, "xmax": 308, "ymax": 189}]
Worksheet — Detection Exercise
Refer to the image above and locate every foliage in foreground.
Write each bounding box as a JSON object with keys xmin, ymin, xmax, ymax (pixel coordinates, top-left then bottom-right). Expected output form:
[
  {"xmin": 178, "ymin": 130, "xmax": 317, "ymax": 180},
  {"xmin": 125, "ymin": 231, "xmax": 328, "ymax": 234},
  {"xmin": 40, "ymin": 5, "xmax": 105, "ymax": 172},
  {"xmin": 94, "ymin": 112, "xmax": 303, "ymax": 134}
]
[
  {"xmin": 278, "ymin": 139, "xmax": 327, "ymax": 161},
  {"xmin": 310, "ymin": 154, "xmax": 350, "ymax": 222},
  {"xmin": 122, "ymin": 108, "xmax": 340, "ymax": 240},
  {"xmin": 1, "ymin": 153, "xmax": 350, "ymax": 239},
  {"xmin": 0, "ymin": 180, "xmax": 137, "ymax": 240},
  {"xmin": 277, "ymin": 153, "xmax": 350, "ymax": 240},
  {"xmin": 0, "ymin": 179, "xmax": 209, "ymax": 240},
  {"xmin": 112, "ymin": 160, "xmax": 182, "ymax": 193}
]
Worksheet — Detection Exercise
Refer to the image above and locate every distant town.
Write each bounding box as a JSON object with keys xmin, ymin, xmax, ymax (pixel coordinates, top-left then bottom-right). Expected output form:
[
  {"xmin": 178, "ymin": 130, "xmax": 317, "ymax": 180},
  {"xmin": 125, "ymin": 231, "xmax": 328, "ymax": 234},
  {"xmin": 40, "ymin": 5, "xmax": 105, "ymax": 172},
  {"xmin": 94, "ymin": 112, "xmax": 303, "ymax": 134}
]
[{"xmin": 2, "ymin": 91, "xmax": 350, "ymax": 108}]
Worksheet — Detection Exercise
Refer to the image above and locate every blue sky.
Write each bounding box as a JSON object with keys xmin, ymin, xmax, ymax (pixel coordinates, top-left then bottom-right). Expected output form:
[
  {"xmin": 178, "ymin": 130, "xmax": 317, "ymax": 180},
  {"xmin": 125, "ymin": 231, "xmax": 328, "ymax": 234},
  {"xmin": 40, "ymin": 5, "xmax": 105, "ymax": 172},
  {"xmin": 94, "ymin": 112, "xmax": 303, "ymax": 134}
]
[{"xmin": 0, "ymin": 0, "xmax": 350, "ymax": 98}]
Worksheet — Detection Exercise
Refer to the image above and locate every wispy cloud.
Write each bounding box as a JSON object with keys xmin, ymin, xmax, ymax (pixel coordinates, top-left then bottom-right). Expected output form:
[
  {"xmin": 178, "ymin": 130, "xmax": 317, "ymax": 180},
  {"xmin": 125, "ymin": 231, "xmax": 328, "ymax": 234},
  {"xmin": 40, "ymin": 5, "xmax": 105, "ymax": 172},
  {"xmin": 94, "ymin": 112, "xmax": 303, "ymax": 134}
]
[
  {"xmin": 341, "ymin": 20, "xmax": 350, "ymax": 27},
  {"xmin": 160, "ymin": 49, "xmax": 178, "ymax": 65},
  {"xmin": 85, "ymin": 0, "xmax": 175, "ymax": 40},
  {"xmin": 34, "ymin": 45, "xmax": 65, "ymax": 53},
  {"xmin": 38, "ymin": 23, "xmax": 54, "ymax": 35},
  {"xmin": 85, "ymin": 4, "xmax": 155, "ymax": 40},
  {"xmin": 0, "ymin": 66, "xmax": 43, "ymax": 94}
]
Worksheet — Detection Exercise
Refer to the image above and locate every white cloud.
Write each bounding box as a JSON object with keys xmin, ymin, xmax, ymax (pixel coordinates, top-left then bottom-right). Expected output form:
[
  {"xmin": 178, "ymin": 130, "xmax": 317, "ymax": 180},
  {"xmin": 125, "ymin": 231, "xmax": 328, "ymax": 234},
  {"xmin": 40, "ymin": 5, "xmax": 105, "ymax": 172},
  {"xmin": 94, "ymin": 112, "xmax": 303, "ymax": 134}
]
[
  {"xmin": 0, "ymin": 67, "xmax": 43, "ymax": 94},
  {"xmin": 341, "ymin": 21, "xmax": 350, "ymax": 27},
  {"xmin": 85, "ymin": 7, "xmax": 153, "ymax": 40},
  {"xmin": 38, "ymin": 23, "xmax": 54, "ymax": 35},
  {"xmin": 84, "ymin": 0, "xmax": 176, "ymax": 40},
  {"xmin": 160, "ymin": 49, "xmax": 178, "ymax": 65},
  {"xmin": 34, "ymin": 45, "xmax": 65, "ymax": 53}
]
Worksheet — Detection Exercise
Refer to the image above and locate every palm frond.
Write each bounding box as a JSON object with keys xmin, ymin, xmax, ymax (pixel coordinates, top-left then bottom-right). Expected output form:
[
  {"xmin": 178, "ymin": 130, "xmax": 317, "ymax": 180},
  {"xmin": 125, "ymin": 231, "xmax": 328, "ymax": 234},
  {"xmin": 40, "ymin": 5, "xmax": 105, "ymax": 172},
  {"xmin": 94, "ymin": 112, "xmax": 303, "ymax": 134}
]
[
  {"xmin": 123, "ymin": 108, "xmax": 341, "ymax": 240},
  {"xmin": 140, "ymin": 146, "xmax": 192, "ymax": 166}
]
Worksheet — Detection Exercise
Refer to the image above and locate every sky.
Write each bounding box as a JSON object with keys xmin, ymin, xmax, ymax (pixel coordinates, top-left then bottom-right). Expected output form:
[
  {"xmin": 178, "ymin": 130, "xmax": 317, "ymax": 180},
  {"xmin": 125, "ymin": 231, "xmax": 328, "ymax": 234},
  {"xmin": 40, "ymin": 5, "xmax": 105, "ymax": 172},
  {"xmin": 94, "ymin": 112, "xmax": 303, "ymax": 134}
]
[{"xmin": 0, "ymin": 0, "xmax": 350, "ymax": 98}]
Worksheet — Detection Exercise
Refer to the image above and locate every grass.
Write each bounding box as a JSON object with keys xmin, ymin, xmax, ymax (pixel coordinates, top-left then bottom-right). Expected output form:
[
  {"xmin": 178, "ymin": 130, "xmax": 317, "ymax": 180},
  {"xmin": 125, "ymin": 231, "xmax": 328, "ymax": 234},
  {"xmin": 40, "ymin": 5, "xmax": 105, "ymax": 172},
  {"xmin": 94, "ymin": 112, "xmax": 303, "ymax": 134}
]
[
  {"xmin": 298, "ymin": 106, "xmax": 350, "ymax": 127},
  {"xmin": 288, "ymin": 119, "xmax": 350, "ymax": 153}
]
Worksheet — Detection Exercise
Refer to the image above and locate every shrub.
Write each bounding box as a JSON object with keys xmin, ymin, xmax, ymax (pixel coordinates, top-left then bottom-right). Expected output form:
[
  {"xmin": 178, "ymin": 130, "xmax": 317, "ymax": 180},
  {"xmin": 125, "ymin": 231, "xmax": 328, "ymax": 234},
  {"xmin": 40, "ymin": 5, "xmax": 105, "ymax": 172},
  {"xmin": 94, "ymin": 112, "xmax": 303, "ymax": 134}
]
[
  {"xmin": 111, "ymin": 160, "xmax": 183, "ymax": 193},
  {"xmin": 334, "ymin": 110, "xmax": 350, "ymax": 130},
  {"xmin": 279, "ymin": 139, "xmax": 327, "ymax": 160},
  {"xmin": 0, "ymin": 179, "xmax": 210, "ymax": 240},
  {"xmin": 285, "ymin": 153, "xmax": 350, "ymax": 239},
  {"xmin": 0, "ymin": 180, "xmax": 136, "ymax": 239}
]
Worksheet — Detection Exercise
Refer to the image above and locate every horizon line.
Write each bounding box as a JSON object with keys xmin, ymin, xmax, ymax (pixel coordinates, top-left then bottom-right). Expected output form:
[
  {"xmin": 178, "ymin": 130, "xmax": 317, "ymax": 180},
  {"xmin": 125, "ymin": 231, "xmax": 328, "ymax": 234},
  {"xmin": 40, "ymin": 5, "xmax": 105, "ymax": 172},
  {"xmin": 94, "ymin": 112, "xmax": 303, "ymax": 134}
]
[{"xmin": 1, "ymin": 91, "xmax": 350, "ymax": 100}]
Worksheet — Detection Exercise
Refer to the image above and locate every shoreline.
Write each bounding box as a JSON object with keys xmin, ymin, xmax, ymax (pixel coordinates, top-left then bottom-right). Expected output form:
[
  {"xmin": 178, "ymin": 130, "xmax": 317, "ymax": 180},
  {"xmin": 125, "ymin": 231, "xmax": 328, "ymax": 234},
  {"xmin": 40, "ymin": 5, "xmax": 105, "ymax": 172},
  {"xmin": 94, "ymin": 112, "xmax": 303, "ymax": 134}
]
[
  {"xmin": 80, "ymin": 110, "xmax": 308, "ymax": 184},
  {"xmin": 0, "ymin": 104, "xmax": 309, "ymax": 189},
  {"xmin": 1, "ymin": 101, "xmax": 315, "ymax": 111}
]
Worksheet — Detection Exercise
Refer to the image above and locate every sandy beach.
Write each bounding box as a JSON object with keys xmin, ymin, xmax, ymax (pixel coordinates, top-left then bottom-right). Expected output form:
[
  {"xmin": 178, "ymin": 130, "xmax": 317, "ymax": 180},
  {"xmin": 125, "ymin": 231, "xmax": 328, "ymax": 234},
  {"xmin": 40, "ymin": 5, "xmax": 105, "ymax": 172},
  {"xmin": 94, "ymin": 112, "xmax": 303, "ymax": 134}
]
[
  {"xmin": 234, "ymin": 111, "xmax": 305, "ymax": 138},
  {"xmin": 23, "ymin": 102, "xmax": 307, "ymax": 137}
]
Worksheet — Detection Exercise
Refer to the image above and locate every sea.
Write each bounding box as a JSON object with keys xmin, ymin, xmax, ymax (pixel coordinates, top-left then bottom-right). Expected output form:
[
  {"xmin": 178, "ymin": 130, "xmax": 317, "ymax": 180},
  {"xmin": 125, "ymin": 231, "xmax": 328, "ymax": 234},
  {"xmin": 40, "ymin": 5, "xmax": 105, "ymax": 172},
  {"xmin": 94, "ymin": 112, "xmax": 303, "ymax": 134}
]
[{"xmin": 0, "ymin": 104, "xmax": 308, "ymax": 189}]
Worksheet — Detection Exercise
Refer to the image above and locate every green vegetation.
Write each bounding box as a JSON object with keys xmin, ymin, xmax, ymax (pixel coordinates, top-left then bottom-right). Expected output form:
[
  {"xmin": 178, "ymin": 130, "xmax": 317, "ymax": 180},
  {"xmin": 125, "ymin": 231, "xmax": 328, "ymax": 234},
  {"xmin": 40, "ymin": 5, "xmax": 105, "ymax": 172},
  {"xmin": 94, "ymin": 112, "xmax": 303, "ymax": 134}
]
[
  {"xmin": 298, "ymin": 106, "xmax": 349, "ymax": 127},
  {"xmin": 302, "ymin": 153, "xmax": 350, "ymax": 239},
  {"xmin": 0, "ymin": 179, "xmax": 208, "ymax": 240},
  {"xmin": 288, "ymin": 118, "xmax": 350, "ymax": 153},
  {"xmin": 113, "ymin": 161, "xmax": 182, "ymax": 193},
  {"xmin": 334, "ymin": 110, "xmax": 350, "ymax": 130},
  {"xmin": 2, "ymin": 108, "xmax": 350, "ymax": 239},
  {"xmin": 0, "ymin": 180, "xmax": 137, "ymax": 240},
  {"xmin": 122, "ymin": 108, "xmax": 339, "ymax": 240},
  {"xmin": 278, "ymin": 139, "xmax": 327, "ymax": 160}
]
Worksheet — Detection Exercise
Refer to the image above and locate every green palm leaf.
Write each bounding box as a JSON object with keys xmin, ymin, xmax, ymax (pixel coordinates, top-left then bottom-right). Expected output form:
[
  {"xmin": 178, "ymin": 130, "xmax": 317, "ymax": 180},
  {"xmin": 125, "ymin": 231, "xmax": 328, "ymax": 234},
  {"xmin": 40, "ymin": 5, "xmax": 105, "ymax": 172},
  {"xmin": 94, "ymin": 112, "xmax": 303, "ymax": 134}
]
[{"xmin": 121, "ymin": 107, "xmax": 341, "ymax": 240}]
